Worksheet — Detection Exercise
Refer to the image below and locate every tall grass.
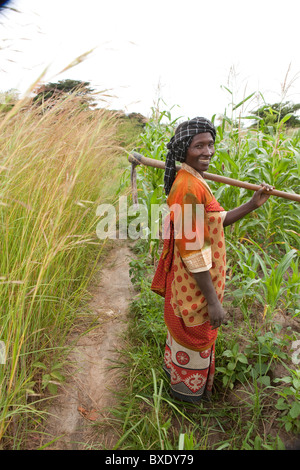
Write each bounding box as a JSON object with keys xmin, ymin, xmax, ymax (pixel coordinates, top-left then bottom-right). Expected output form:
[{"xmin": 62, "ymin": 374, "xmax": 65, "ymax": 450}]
[{"xmin": 0, "ymin": 95, "xmax": 123, "ymax": 446}]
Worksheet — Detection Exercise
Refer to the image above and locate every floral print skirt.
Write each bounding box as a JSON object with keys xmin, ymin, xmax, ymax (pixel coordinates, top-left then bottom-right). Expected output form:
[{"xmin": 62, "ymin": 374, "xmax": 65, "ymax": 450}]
[{"xmin": 163, "ymin": 330, "xmax": 215, "ymax": 403}]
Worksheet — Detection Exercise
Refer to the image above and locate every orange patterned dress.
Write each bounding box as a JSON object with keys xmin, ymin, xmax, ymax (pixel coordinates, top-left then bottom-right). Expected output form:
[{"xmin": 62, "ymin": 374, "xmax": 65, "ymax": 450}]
[{"xmin": 151, "ymin": 163, "xmax": 227, "ymax": 402}]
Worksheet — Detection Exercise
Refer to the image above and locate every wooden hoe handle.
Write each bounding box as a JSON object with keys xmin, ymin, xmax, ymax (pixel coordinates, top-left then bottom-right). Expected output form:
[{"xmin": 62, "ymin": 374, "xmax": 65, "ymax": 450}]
[{"xmin": 128, "ymin": 152, "xmax": 300, "ymax": 203}]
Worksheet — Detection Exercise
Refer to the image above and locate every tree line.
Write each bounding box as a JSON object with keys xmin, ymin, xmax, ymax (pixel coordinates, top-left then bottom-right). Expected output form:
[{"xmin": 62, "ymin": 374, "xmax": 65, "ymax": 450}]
[{"xmin": 1, "ymin": 79, "xmax": 300, "ymax": 129}]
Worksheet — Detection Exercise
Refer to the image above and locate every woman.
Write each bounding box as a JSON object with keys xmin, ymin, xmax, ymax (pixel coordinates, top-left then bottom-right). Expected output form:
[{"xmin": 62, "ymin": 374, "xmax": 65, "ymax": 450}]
[{"xmin": 151, "ymin": 117, "xmax": 272, "ymax": 403}]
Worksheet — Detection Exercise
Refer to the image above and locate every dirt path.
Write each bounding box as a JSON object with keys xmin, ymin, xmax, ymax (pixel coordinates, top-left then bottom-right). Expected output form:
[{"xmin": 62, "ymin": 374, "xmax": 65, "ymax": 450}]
[{"xmin": 41, "ymin": 243, "xmax": 133, "ymax": 450}]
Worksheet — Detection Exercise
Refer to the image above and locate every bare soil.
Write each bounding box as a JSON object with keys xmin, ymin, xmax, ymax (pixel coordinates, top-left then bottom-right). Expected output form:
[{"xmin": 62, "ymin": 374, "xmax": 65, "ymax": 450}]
[{"xmin": 40, "ymin": 242, "xmax": 133, "ymax": 450}]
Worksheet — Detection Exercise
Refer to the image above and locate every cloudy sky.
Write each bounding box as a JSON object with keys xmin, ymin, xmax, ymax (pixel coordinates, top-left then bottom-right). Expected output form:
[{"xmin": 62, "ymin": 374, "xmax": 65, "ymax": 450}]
[{"xmin": 0, "ymin": 0, "xmax": 299, "ymax": 120}]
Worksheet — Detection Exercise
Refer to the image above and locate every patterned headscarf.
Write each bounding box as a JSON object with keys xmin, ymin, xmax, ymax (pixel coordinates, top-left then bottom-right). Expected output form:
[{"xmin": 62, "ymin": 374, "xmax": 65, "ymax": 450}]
[{"xmin": 164, "ymin": 117, "xmax": 216, "ymax": 195}]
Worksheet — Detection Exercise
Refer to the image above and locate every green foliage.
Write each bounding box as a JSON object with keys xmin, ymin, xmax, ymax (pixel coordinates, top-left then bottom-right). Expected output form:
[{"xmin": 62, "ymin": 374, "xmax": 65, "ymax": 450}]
[
  {"xmin": 135, "ymin": 102, "xmax": 180, "ymax": 197},
  {"xmin": 227, "ymin": 241, "xmax": 299, "ymax": 318},
  {"xmin": 129, "ymin": 254, "xmax": 153, "ymax": 287},
  {"xmin": 216, "ymin": 343, "xmax": 249, "ymax": 389},
  {"xmin": 207, "ymin": 88, "xmax": 300, "ymax": 331},
  {"xmin": 129, "ymin": 261, "xmax": 166, "ymax": 350},
  {"xmin": 275, "ymin": 370, "xmax": 300, "ymax": 433},
  {"xmin": 252, "ymin": 101, "xmax": 300, "ymax": 130},
  {"xmin": 216, "ymin": 322, "xmax": 296, "ymax": 391},
  {"xmin": 32, "ymin": 361, "xmax": 66, "ymax": 396},
  {"xmin": 32, "ymin": 79, "xmax": 97, "ymax": 109}
]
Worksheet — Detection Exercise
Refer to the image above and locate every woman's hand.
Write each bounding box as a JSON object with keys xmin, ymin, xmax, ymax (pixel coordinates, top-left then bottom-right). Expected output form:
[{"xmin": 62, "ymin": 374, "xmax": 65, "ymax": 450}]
[
  {"xmin": 207, "ymin": 300, "xmax": 226, "ymax": 330},
  {"xmin": 250, "ymin": 183, "xmax": 274, "ymax": 209},
  {"xmin": 193, "ymin": 270, "xmax": 226, "ymax": 330},
  {"xmin": 223, "ymin": 183, "xmax": 274, "ymax": 227}
]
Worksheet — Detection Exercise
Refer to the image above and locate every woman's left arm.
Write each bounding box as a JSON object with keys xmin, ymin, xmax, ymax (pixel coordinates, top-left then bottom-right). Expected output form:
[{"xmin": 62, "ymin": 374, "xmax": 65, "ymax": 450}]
[{"xmin": 223, "ymin": 183, "xmax": 273, "ymax": 227}]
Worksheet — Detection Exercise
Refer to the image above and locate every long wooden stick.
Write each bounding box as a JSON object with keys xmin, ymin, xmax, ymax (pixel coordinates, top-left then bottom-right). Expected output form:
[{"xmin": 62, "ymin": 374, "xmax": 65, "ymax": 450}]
[{"xmin": 129, "ymin": 152, "xmax": 300, "ymax": 203}]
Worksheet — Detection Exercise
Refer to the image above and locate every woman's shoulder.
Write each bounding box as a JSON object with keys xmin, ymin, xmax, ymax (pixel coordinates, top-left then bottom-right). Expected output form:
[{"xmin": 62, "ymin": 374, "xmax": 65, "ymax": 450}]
[
  {"xmin": 168, "ymin": 168, "xmax": 212, "ymax": 204},
  {"xmin": 180, "ymin": 168, "xmax": 212, "ymax": 195},
  {"xmin": 175, "ymin": 168, "xmax": 205, "ymax": 188}
]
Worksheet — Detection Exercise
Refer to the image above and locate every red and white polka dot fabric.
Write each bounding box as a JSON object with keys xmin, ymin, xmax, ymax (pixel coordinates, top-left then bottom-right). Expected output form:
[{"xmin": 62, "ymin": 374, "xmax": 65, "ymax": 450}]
[{"xmin": 171, "ymin": 211, "xmax": 226, "ymax": 328}]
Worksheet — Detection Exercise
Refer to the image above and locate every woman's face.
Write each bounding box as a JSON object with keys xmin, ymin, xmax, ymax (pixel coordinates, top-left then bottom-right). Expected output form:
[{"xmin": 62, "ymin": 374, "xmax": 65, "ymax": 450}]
[{"xmin": 185, "ymin": 132, "xmax": 215, "ymax": 174}]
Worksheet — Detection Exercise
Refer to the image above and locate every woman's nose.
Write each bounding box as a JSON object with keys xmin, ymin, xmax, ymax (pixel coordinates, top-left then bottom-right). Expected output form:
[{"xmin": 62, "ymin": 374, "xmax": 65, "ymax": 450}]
[{"xmin": 202, "ymin": 146, "xmax": 212, "ymax": 156}]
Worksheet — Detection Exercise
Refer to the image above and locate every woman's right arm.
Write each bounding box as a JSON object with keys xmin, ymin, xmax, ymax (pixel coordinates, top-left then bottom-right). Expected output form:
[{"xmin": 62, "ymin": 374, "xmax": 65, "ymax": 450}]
[
  {"xmin": 223, "ymin": 185, "xmax": 273, "ymax": 227},
  {"xmin": 193, "ymin": 270, "xmax": 226, "ymax": 330}
]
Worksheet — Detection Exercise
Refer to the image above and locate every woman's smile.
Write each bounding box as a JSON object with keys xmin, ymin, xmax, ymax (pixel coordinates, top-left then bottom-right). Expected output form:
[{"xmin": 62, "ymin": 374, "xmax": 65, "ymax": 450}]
[{"xmin": 196, "ymin": 157, "xmax": 211, "ymax": 166}]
